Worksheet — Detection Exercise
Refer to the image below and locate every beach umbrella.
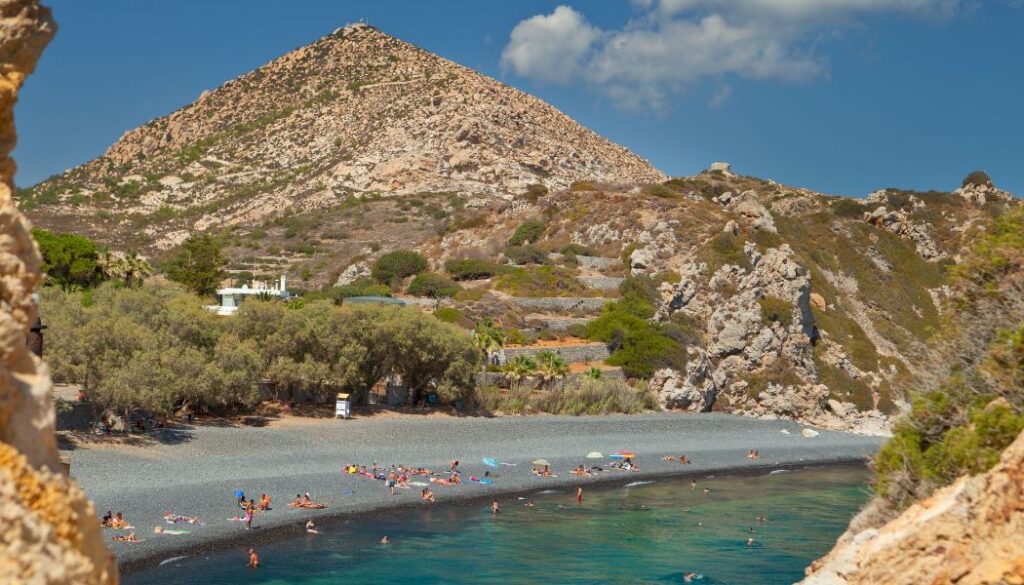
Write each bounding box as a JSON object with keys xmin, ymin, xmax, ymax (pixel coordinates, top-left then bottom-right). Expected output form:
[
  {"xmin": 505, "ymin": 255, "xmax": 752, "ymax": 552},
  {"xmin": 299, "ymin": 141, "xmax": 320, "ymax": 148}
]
[
  {"xmin": 585, "ymin": 452, "xmax": 603, "ymax": 459},
  {"xmin": 532, "ymin": 459, "xmax": 551, "ymax": 467},
  {"xmin": 233, "ymin": 490, "xmax": 244, "ymax": 498},
  {"xmin": 482, "ymin": 457, "xmax": 498, "ymax": 468}
]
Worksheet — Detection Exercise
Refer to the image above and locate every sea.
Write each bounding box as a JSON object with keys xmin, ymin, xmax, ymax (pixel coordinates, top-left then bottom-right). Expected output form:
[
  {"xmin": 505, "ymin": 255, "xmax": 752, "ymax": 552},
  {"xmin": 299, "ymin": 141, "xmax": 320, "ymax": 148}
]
[{"xmin": 125, "ymin": 465, "xmax": 870, "ymax": 585}]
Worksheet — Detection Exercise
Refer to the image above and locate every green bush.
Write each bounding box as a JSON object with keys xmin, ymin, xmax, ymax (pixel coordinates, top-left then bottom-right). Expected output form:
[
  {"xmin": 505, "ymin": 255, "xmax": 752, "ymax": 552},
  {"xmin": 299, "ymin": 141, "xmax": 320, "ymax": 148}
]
[
  {"xmin": 371, "ymin": 250, "xmax": 428, "ymax": 284},
  {"xmin": 165, "ymin": 234, "xmax": 227, "ymax": 296},
  {"xmin": 495, "ymin": 266, "xmax": 594, "ymax": 297},
  {"xmin": 705, "ymin": 232, "xmax": 751, "ymax": 270},
  {"xmin": 445, "ymin": 258, "xmax": 504, "ymax": 280},
  {"xmin": 759, "ymin": 296, "xmax": 794, "ymax": 327},
  {"xmin": 508, "ymin": 220, "xmax": 546, "ymax": 246},
  {"xmin": 524, "ymin": 184, "xmax": 548, "ymax": 203},
  {"xmin": 407, "ymin": 272, "xmax": 462, "ymax": 298},
  {"xmin": 570, "ymin": 180, "xmax": 598, "ymax": 192},
  {"xmin": 586, "ymin": 294, "xmax": 686, "ymax": 378},
  {"xmin": 504, "ymin": 244, "xmax": 549, "ymax": 265},
  {"xmin": 961, "ymin": 170, "xmax": 993, "ymax": 188},
  {"xmin": 560, "ymin": 243, "xmax": 598, "ymax": 257},
  {"xmin": 433, "ymin": 307, "xmax": 472, "ymax": 327},
  {"xmin": 618, "ymin": 275, "xmax": 659, "ymax": 306},
  {"xmin": 831, "ymin": 198, "xmax": 868, "ymax": 219}
]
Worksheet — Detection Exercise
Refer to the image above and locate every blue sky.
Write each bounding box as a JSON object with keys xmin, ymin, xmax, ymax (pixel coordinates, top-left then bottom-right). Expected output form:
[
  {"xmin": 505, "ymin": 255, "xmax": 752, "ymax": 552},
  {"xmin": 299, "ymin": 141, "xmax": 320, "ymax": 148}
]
[{"xmin": 14, "ymin": 0, "xmax": 1024, "ymax": 196}]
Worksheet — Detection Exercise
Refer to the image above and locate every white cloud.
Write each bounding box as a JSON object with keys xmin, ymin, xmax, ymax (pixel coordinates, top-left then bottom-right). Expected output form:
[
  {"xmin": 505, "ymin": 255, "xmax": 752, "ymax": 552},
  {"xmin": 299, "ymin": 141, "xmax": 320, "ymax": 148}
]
[
  {"xmin": 503, "ymin": 1, "xmax": 963, "ymax": 110},
  {"xmin": 501, "ymin": 5, "xmax": 601, "ymax": 84}
]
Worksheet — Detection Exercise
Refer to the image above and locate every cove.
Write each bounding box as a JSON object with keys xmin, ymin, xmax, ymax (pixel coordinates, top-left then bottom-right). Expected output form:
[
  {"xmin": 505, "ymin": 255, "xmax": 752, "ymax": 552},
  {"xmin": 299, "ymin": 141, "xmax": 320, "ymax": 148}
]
[{"xmin": 124, "ymin": 465, "xmax": 869, "ymax": 585}]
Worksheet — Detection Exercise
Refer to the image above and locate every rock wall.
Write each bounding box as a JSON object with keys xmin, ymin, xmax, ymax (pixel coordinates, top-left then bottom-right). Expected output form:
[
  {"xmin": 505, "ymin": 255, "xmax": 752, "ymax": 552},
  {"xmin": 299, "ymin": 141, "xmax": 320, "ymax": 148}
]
[
  {"xmin": 800, "ymin": 428, "xmax": 1024, "ymax": 585},
  {"xmin": 499, "ymin": 343, "xmax": 610, "ymax": 365},
  {"xmin": 0, "ymin": 2, "xmax": 118, "ymax": 582},
  {"xmin": 511, "ymin": 297, "xmax": 610, "ymax": 314}
]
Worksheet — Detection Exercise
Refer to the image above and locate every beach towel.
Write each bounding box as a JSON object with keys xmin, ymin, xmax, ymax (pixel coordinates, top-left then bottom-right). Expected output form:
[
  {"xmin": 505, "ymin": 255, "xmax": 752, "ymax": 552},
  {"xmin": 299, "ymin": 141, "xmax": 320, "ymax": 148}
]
[{"xmin": 482, "ymin": 457, "xmax": 498, "ymax": 468}]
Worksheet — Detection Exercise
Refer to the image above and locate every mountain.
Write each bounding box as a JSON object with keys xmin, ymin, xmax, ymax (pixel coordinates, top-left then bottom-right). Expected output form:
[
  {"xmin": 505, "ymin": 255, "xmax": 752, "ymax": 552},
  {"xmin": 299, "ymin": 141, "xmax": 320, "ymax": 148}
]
[
  {"xmin": 18, "ymin": 24, "xmax": 1022, "ymax": 433},
  {"xmin": 18, "ymin": 23, "xmax": 662, "ymax": 254}
]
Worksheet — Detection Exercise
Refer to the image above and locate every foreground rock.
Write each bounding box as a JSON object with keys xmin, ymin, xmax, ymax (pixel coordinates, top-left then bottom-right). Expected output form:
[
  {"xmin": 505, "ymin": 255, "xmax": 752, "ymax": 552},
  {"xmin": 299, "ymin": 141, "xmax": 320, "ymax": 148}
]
[
  {"xmin": 800, "ymin": 429, "xmax": 1024, "ymax": 585},
  {"xmin": 0, "ymin": 2, "xmax": 117, "ymax": 582}
]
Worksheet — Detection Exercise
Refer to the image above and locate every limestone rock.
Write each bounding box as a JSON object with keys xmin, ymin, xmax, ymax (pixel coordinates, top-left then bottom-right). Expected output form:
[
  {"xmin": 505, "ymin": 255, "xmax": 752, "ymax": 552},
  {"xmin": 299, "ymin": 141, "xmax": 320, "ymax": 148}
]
[
  {"xmin": 335, "ymin": 261, "xmax": 371, "ymax": 286},
  {"xmin": 864, "ymin": 204, "xmax": 947, "ymax": 261},
  {"xmin": 708, "ymin": 161, "xmax": 734, "ymax": 175},
  {"xmin": 0, "ymin": 3, "xmax": 118, "ymax": 582},
  {"xmin": 801, "ymin": 428, "xmax": 820, "ymax": 438},
  {"xmin": 800, "ymin": 429, "xmax": 1024, "ymax": 585}
]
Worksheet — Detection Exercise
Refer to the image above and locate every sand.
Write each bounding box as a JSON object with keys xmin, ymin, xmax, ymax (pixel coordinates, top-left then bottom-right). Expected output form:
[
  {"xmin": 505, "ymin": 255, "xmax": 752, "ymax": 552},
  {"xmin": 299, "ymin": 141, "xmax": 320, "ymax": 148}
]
[{"xmin": 64, "ymin": 412, "xmax": 884, "ymax": 571}]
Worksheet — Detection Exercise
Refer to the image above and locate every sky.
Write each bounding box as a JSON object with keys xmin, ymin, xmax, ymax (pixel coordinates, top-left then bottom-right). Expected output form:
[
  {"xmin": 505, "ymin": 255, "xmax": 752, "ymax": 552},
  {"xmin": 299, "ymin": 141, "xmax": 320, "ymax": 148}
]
[{"xmin": 13, "ymin": 0, "xmax": 1024, "ymax": 197}]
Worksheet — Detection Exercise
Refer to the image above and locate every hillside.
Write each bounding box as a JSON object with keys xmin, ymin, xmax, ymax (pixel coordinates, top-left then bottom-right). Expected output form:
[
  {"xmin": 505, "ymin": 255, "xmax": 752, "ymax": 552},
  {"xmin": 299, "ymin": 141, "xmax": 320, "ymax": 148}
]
[
  {"xmin": 18, "ymin": 24, "xmax": 1022, "ymax": 433},
  {"xmin": 17, "ymin": 23, "xmax": 662, "ymax": 257}
]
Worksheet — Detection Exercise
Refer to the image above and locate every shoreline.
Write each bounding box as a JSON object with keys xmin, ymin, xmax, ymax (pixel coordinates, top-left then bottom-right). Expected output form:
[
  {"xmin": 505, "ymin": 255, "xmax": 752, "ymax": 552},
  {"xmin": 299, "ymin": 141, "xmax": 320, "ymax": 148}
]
[
  {"xmin": 120, "ymin": 459, "xmax": 872, "ymax": 576},
  {"xmin": 63, "ymin": 413, "xmax": 883, "ymax": 573}
]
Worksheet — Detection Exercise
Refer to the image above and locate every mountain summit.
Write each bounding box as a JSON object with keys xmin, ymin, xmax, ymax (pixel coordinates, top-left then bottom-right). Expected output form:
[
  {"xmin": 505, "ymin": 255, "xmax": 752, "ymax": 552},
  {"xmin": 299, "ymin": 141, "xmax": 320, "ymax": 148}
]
[{"xmin": 23, "ymin": 23, "xmax": 662, "ymax": 249}]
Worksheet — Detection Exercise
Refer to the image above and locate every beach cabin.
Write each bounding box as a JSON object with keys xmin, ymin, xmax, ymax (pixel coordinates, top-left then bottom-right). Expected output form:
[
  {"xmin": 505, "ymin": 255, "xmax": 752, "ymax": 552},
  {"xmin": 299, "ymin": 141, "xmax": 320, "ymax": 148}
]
[{"xmin": 206, "ymin": 275, "xmax": 290, "ymax": 316}]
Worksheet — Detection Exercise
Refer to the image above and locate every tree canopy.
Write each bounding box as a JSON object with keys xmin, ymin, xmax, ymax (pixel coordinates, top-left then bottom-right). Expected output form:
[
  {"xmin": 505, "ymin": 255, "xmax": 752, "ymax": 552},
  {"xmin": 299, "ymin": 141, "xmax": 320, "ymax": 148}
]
[{"xmin": 165, "ymin": 234, "xmax": 227, "ymax": 296}]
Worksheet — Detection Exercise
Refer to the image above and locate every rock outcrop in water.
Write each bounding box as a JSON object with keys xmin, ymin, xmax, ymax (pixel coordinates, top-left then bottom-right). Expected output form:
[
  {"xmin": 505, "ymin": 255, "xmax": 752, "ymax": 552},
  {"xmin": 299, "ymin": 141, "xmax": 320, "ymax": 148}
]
[
  {"xmin": 0, "ymin": 1, "xmax": 117, "ymax": 582},
  {"xmin": 800, "ymin": 428, "xmax": 1024, "ymax": 585}
]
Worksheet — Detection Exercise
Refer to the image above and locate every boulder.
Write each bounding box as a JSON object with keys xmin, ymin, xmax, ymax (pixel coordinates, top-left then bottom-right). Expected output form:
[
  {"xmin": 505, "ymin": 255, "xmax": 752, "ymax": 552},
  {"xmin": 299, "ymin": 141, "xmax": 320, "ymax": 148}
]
[{"xmin": 335, "ymin": 262, "xmax": 371, "ymax": 286}]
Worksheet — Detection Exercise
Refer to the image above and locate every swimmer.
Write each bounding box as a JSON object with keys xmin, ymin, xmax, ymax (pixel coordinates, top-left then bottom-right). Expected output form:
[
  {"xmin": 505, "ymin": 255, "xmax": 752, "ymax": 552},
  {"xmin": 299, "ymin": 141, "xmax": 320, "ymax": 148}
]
[
  {"xmin": 679, "ymin": 455, "xmax": 690, "ymax": 465},
  {"xmin": 697, "ymin": 521, "xmax": 703, "ymax": 527},
  {"xmin": 577, "ymin": 486, "xmax": 583, "ymax": 506},
  {"xmin": 684, "ymin": 572, "xmax": 699, "ymax": 583},
  {"xmin": 748, "ymin": 526, "xmax": 755, "ymax": 534},
  {"xmin": 702, "ymin": 487, "xmax": 710, "ymax": 495},
  {"xmin": 524, "ymin": 500, "xmax": 535, "ymax": 507},
  {"xmin": 690, "ymin": 480, "xmax": 697, "ymax": 491},
  {"xmin": 747, "ymin": 537, "xmax": 755, "ymax": 546},
  {"xmin": 248, "ymin": 548, "xmax": 259, "ymax": 568},
  {"xmin": 421, "ymin": 487, "xmax": 435, "ymax": 503},
  {"xmin": 306, "ymin": 519, "xmax": 319, "ymax": 534},
  {"xmin": 492, "ymin": 499, "xmax": 500, "ymax": 514},
  {"xmin": 380, "ymin": 535, "xmax": 390, "ymax": 544},
  {"xmin": 756, "ymin": 515, "xmax": 768, "ymax": 523}
]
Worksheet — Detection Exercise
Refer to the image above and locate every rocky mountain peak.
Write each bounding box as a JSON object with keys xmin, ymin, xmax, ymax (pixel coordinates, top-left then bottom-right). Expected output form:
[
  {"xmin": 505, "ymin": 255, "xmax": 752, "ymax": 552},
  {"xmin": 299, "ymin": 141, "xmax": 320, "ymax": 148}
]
[{"xmin": 23, "ymin": 23, "xmax": 663, "ymax": 250}]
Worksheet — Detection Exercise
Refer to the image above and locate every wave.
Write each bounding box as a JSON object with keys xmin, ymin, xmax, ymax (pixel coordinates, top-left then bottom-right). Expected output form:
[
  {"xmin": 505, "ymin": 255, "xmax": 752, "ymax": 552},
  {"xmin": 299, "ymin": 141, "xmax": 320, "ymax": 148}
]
[
  {"xmin": 768, "ymin": 469, "xmax": 789, "ymax": 475},
  {"xmin": 624, "ymin": 480, "xmax": 655, "ymax": 487},
  {"xmin": 158, "ymin": 555, "xmax": 187, "ymax": 566}
]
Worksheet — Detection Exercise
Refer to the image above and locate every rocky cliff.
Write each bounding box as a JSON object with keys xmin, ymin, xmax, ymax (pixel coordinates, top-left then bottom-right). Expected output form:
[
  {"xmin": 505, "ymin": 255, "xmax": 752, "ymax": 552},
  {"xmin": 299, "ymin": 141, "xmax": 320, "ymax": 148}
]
[
  {"xmin": 0, "ymin": 1, "xmax": 117, "ymax": 582},
  {"xmin": 800, "ymin": 427, "xmax": 1024, "ymax": 585}
]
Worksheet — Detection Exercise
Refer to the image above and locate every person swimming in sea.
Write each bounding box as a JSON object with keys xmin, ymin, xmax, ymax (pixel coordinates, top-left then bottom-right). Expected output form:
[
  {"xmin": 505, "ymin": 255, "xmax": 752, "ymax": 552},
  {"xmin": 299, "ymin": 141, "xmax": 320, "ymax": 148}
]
[
  {"xmin": 747, "ymin": 537, "xmax": 755, "ymax": 546},
  {"xmin": 690, "ymin": 480, "xmax": 697, "ymax": 491},
  {"xmin": 380, "ymin": 535, "xmax": 390, "ymax": 544},
  {"xmin": 248, "ymin": 548, "xmax": 259, "ymax": 568},
  {"xmin": 306, "ymin": 519, "xmax": 318, "ymax": 534},
  {"xmin": 576, "ymin": 486, "xmax": 583, "ymax": 506},
  {"xmin": 491, "ymin": 499, "xmax": 500, "ymax": 514}
]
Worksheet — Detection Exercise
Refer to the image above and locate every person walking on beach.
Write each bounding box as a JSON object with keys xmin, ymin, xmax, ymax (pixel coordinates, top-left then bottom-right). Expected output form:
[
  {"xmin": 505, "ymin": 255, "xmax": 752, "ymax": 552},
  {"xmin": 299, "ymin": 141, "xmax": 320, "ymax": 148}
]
[
  {"xmin": 248, "ymin": 548, "xmax": 259, "ymax": 568},
  {"xmin": 576, "ymin": 486, "xmax": 583, "ymax": 506},
  {"xmin": 387, "ymin": 471, "xmax": 398, "ymax": 496}
]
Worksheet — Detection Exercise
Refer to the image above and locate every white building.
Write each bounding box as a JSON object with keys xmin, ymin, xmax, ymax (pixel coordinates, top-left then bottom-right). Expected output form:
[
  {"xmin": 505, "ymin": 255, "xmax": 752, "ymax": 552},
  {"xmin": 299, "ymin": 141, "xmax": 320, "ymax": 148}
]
[{"xmin": 206, "ymin": 275, "xmax": 290, "ymax": 316}]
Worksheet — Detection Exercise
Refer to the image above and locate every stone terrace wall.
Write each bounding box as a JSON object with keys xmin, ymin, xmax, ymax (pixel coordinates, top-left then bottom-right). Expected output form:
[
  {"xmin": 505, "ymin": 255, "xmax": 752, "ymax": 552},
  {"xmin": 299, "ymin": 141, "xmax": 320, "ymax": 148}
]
[
  {"xmin": 499, "ymin": 343, "xmax": 610, "ymax": 365},
  {"xmin": 512, "ymin": 297, "xmax": 611, "ymax": 314},
  {"xmin": 576, "ymin": 275, "xmax": 624, "ymax": 291},
  {"xmin": 524, "ymin": 315, "xmax": 590, "ymax": 331}
]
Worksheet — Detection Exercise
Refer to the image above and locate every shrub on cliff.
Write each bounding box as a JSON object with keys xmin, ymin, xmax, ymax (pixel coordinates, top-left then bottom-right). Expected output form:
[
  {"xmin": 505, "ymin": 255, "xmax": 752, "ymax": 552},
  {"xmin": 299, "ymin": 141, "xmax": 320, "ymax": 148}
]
[
  {"xmin": 504, "ymin": 244, "xmax": 549, "ymax": 266},
  {"xmin": 371, "ymin": 249, "xmax": 428, "ymax": 285},
  {"xmin": 508, "ymin": 220, "xmax": 546, "ymax": 246},
  {"xmin": 494, "ymin": 266, "xmax": 593, "ymax": 297},
  {"xmin": 961, "ymin": 170, "xmax": 993, "ymax": 188},
  {"xmin": 407, "ymin": 272, "xmax": 462, "ymax": 298},
  {"xmin": 445, "ymin": 258, "xmax": 505, "ymax": 280},
  {"xmin": 586, "ymin": 294, "xmax": 686, "ymax": 378}
]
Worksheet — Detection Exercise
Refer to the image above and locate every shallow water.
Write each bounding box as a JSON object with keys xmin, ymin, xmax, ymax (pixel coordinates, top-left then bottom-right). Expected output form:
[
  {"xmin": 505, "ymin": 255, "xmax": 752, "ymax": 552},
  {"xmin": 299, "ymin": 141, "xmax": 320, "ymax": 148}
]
[{"xmin": 126, "ymin": 466, "xmax": 869, "ymax": 585}]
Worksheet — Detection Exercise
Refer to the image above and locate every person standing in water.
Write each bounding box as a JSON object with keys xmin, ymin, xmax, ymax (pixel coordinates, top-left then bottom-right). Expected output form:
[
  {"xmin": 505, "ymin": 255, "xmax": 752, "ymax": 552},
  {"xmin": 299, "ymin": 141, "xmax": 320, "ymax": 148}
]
[
  {"xmin": 491, "ymin": 499, "xmax": 500, "ymax": 514},
  {"xmin": 247, "ymin": 548, "xmax": 259, "ymax": 568},
  {"xmin": 576, "ymin": 486, "xmax": 583, "ymax": 506}
]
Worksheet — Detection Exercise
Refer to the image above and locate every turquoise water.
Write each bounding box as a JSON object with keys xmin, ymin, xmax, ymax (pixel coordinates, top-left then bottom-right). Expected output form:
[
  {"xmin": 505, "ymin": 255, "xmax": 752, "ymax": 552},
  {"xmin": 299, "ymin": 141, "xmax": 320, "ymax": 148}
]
[{"xmin": 126, "ymin": 466, "xmax": 869, "ymax": 585}]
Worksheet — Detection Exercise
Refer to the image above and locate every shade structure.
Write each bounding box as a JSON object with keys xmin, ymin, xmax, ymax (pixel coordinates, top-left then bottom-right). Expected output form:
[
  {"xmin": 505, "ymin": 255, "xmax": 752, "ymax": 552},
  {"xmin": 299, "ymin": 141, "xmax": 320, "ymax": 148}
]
[
  {"xmin": 532, "ymin": 459, "xmax": 551, "ymax": 467},
  {"xmin": 585, "ymin": 452, "xmax": 603, "ymax": 459}
]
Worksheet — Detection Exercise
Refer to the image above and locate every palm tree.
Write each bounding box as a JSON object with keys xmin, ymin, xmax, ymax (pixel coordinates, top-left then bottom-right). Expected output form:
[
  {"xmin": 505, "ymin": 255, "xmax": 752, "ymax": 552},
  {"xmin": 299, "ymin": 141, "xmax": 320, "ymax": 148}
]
[
  {"xmin": 583, "ymin": 367, "xmax": 604, "ymax": 381},
  {"xmin": 535, "ymin": 350, "xmax": 570, "ymax": 390},
  {"xmin": 118, "ymin": 250, "xmax": 153, "ymax": 288},
  {"xmin": 503, "ymin": 355, "xmax": 536, "ymax": 391},
  {"xmin": 95, "ymin": 246, "xmax": 114, "ymax": 280},
  {"xmin": 473, "ymin": 317, "xmax": 505, "ymax": 374}
]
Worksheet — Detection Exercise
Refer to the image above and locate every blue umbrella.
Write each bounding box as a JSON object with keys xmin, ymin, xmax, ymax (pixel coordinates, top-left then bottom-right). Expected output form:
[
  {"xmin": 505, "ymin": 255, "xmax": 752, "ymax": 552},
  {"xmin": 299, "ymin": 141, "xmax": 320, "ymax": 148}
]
[
  {"xmin": 482, "ymin": 457, "xmax": 498, "ymax": 468},
  {"xmin": 234, "ymin": 490, "xmax": 245, "ymax": 498}
]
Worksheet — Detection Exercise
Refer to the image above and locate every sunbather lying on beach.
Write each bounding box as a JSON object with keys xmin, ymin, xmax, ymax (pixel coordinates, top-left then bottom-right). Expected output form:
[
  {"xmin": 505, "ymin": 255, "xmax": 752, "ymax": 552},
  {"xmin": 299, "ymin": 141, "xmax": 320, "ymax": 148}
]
[
  {"xmin": 532, "ymin": 465, "xmax": 553, "ymax": 477},
  {"xmin": 162, "ymin": 511, "xmax": 200, "ymax": 524},
  {"xmin": 112, "ymin": 532, "xmax": 140, "ymax": 542},
  {"xmin": 430, "ymin": 477, "xmax": 453, "ymax": 486},
  {"xmin": 571, "ymin": 465, "xmax": 590, "ymax": 477},
  {"xmin": 288, "ymin": 493, "xmax": 328, "ymax": 509}
]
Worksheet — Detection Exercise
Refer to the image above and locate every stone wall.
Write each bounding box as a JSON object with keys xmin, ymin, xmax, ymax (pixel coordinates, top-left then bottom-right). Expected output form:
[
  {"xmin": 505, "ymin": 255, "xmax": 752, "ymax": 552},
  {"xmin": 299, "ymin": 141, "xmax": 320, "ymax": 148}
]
[
  {"xmin": 511, "ymin": 297, "xmax": 611, "ymax": 314},
  {"xmin": 0, "ymin": 3, "xmax": 118, "ymax": 582},
  {"xmin": 576, "ymin": 275, "xmax": 623, "ymax": 291},
  {"xmin": 499, "ymin": 343, "xmax": 610, "ymax": 365},
  {"xmin": 524, "ymin": 315, "xmax": 590, "ymax": 331}
]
